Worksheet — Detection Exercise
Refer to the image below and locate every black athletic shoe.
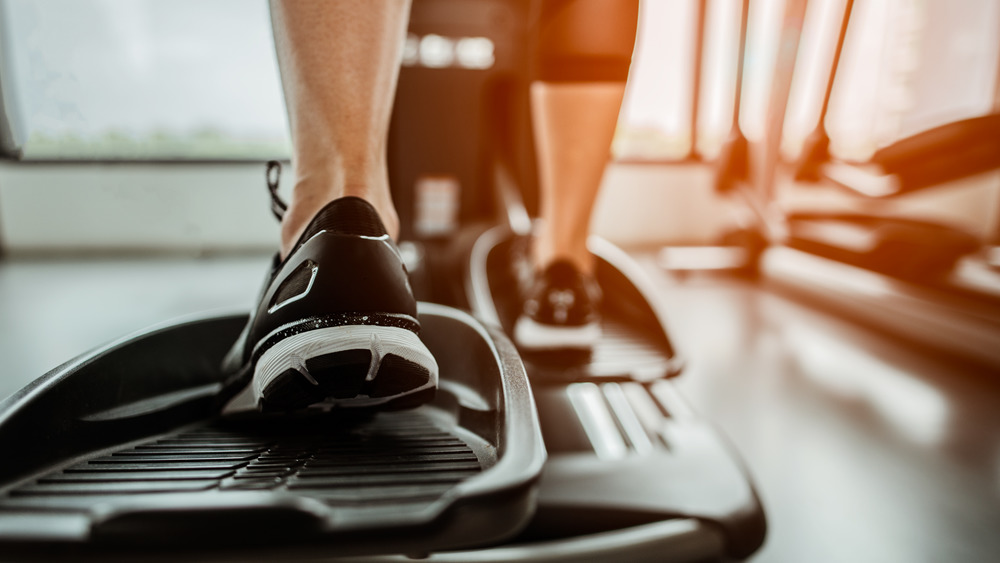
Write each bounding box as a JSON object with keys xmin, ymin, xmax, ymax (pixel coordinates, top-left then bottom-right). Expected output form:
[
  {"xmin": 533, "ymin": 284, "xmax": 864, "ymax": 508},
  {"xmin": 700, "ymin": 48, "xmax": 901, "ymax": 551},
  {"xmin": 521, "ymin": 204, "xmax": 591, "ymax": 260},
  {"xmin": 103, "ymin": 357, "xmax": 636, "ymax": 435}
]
[
  {"xmin": 513, "ymin": 259, "xmax": 602, "ymax": 353},
  {"xmin": 222, "ymin": 165, "xmax": 437, "ymax": 411}
]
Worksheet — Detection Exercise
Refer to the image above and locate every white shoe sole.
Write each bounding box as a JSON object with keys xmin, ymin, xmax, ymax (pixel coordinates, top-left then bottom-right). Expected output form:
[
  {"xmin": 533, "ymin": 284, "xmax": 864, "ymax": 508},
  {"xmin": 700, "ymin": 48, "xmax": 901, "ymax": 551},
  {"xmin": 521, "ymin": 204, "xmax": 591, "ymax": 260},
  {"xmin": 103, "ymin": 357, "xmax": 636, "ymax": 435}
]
[{"xmin": 253, "ymin": 325, "xmax": 438, "ymax": 409}]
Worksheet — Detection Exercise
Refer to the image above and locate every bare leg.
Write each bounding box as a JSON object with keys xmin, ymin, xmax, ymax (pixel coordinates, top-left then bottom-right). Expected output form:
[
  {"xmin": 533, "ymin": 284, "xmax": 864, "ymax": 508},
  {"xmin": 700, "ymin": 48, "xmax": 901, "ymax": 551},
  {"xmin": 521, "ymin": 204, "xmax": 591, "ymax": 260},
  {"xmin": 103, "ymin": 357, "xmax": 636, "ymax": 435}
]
[
  {"xmin": 222, "ymin": 0, "xmax": 436, "ymax": 413},
  {"xmin": 528, "ymin": 0, "xmax": 637, "ymax": 277},
  {"xmin": 531, "ymin": 81, "xmax": 627, "ymax": 275},
  {"xmin": 271, "ymin": 0, "xmax": 410, "ymax": 257}
]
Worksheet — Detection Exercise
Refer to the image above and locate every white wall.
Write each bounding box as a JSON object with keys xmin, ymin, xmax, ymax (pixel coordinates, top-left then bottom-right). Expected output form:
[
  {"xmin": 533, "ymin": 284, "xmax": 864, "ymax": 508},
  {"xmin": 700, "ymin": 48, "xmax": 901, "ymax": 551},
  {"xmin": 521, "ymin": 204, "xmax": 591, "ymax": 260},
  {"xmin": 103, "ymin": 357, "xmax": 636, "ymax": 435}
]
[
  {"xmin": 3, "ymin": 160, "xmax": 995, "ymax": 255},
  {"xmin": 0, "ymin": 161, "xmax": 736, "ymax": 255},
  {"xmin": 0, "ymin": 162, "xmax": 279, "ymax": 254}
]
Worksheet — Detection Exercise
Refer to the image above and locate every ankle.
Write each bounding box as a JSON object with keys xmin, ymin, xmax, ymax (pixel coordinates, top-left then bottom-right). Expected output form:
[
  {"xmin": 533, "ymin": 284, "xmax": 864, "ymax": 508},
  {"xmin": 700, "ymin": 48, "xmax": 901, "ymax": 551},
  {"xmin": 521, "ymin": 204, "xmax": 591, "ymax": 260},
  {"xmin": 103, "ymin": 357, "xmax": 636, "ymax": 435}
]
[
  {"xmin": 280, "ymin": 184, "xmax": 399, "ymax": 259},
  {"xmin": 531, "ymin": 237, "xmax": 595, "ymax": 277}
]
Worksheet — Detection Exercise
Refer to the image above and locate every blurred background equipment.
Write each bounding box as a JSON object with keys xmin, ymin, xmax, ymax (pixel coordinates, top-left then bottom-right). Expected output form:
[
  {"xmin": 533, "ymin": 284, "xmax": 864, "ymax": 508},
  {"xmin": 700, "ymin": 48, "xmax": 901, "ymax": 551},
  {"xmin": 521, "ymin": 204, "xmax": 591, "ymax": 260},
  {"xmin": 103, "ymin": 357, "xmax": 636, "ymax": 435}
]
[{"xmin": 1, "ymin": 0, "xmax": 999, "ymax": 561}]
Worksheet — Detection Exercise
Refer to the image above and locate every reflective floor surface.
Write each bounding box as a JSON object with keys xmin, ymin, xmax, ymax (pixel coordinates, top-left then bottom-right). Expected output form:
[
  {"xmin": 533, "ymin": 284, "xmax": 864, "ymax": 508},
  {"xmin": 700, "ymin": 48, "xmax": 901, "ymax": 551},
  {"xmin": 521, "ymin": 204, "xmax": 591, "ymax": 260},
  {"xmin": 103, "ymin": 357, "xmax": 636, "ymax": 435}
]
[{"xmin": 1, "ymin": 253, "xmax": 998, "ymax": 562}]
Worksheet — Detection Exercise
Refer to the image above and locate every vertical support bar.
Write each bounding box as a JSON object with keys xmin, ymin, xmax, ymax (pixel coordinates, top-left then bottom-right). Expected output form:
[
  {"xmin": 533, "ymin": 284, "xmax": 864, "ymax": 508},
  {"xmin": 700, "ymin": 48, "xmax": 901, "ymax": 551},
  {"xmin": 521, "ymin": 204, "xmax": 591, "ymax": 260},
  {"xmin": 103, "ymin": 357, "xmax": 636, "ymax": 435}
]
[
  {"xmin": 818, "ymin": 0, "xmax": 854, "ymax": 129},
  {"xmin": 794, "ymin": 0, "xmax": 855, "ymax": 181},
  {"xmin": 732, "ymin": 0, "xmax": 750, "ymax": 128},
  {"xmin": 991, "ymin": 6, "xmax": 1000, "ymax": 246},
  {"xmin": 713, "ymin": 0, "xmax": 751, "ymax": 195},
  {"xmin": 757, "ymin": 0, "xmax": 807, "ymax": 204},
  {"xmin": 0, "ymin": 0, "xmax": 24, "ymax": 160},
  {"xmin": 689, "ymin": 0, "xmax": 707, "ymax": 160}
]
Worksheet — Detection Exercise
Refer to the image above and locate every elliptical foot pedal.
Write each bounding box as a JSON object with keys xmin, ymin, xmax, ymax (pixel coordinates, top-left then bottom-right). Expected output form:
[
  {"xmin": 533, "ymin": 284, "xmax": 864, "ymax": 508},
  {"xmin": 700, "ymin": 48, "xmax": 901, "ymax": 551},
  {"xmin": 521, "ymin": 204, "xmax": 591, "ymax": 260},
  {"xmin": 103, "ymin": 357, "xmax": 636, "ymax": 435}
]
[
  {"xmin": 0, "ymin": 303, "xmax": 545, "ymax": 559},
  {"xmin": 465, "ymin": 225, "xmax": 683, "ymax": 383},
  {"xmin": 456, "ymin": 226, "xmax": 766, "ymax": 561}
]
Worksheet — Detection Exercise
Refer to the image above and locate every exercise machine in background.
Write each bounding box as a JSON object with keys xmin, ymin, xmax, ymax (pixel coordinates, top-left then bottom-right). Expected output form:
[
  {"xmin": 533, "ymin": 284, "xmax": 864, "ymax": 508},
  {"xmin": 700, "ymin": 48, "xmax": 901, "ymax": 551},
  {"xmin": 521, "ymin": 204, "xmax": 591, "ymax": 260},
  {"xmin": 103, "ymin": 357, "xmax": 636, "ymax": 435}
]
[
  {"xmin": 0, "ymin": 0, "xmax": 766, "ymax": 560},
  {"xmin": 674, "ymin": 0, "xmax": 1000, "ymax": 369}
]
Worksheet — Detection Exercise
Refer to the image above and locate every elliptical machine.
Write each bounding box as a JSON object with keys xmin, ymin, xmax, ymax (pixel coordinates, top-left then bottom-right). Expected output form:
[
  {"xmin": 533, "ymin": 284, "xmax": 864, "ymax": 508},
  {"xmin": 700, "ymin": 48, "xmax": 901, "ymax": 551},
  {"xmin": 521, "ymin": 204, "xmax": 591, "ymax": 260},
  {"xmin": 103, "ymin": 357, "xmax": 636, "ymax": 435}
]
[
  {"xmin": 0, "ymin": 1, "xmax": 766, "ymax": 559},
  {"xmin": 394, "ymin": 0, "xmax": 765, "ymax": 558}
]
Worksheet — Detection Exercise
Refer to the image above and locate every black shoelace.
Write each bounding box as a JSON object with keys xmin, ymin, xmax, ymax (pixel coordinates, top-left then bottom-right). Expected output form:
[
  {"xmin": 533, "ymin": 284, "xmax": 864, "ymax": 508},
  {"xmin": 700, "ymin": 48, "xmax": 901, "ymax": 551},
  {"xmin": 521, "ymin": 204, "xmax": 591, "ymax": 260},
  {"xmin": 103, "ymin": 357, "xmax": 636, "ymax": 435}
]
[{"xmin": 267, "ymin": 160, "xmax": 288, "ymax": 221}]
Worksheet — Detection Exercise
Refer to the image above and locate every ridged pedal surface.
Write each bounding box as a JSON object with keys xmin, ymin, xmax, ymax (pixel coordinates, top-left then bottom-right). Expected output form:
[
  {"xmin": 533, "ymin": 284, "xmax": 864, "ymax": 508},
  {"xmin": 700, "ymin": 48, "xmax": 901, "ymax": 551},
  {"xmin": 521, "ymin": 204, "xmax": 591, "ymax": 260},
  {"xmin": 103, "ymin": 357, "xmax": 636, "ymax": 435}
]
[{"xmin": 1, "ymin": 411, "xmax": 483, "ymax": 509}]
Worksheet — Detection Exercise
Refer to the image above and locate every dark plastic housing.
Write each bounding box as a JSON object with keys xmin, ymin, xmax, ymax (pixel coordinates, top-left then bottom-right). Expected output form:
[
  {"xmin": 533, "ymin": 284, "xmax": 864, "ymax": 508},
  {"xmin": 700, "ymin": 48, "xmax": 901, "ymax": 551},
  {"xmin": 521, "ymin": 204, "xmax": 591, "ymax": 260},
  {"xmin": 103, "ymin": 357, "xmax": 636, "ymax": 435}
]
[
  {"xmin": 456, "ymin": 226, "xmax": 767, "ymax": 560},
  {"xmin": 0, "ymin": 304, "xmax": 546, "ymax": 558}
]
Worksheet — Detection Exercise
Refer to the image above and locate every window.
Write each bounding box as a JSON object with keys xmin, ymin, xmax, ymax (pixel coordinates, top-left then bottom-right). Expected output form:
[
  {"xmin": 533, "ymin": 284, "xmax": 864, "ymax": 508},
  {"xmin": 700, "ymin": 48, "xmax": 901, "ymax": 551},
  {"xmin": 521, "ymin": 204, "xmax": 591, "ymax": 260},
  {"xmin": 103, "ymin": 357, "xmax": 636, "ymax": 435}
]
[
  {"xmin": 5, "ymin": 0, "xmax": 993, "ymax": 163},
  {"xmin": 616, "ymin": 0, "xmax": 698, "ymax": 160},
  {"xmin": 784, "ymin": 0, "xmax": 1000, "ymax": 161},
  {"xmin": 2, "ymin": 0, "xmax": 289, "ymax": 160},
  {"xmin": 615, "ymin": 0, "xmax": 793, "ymax": 161}
]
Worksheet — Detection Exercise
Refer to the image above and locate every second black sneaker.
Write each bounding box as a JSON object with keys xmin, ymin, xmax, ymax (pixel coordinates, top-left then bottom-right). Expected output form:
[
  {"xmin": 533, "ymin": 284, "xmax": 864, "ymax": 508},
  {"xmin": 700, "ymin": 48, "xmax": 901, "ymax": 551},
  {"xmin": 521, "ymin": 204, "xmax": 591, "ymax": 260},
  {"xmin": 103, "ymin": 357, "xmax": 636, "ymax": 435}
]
[
  {"xmin": 222, "ymin": 177, "xmax": 437, "ymax": 411},
  {"xmin": 513, "ymin": 260, "xmax": 602, "ymax": 353}
]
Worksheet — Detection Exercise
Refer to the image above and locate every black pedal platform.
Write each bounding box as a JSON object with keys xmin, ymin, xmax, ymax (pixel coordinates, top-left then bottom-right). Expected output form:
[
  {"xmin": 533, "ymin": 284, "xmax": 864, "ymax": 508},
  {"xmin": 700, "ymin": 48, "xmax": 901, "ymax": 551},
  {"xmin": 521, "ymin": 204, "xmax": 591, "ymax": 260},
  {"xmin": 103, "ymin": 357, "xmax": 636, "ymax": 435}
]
[
  {"xmin": 464, "ymin": 225, "xmax": 684, "ymax": 384},
  {"xmin": 453, "ymin": 226, "xmax": 767, "ymax": 561},
  {"xmin": 0, "ymin": 304, "xmax": 545, "ymax": 559}
]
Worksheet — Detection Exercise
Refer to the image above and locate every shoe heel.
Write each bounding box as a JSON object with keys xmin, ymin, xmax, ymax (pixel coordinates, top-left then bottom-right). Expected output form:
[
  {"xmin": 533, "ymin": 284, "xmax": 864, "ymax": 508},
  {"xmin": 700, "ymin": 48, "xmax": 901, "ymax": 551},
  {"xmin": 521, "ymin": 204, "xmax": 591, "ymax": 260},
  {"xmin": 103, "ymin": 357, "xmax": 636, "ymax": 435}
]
[{"xmin": 255, "ymin": 325, "xmax": 438, "ymax": 411}]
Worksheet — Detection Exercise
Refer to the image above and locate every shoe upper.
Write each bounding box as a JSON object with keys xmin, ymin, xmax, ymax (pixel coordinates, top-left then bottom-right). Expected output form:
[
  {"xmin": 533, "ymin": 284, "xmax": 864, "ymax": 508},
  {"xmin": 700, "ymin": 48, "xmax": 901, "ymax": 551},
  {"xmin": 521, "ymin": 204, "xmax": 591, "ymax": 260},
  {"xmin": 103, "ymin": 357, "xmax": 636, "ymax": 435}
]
[
  {"xmin": 519, "ymin": 260, "xmax": 601, "ymax": 328},
  {"xmin": 222, "ymin": 196, "xmax": 418, "ymax": 375}
]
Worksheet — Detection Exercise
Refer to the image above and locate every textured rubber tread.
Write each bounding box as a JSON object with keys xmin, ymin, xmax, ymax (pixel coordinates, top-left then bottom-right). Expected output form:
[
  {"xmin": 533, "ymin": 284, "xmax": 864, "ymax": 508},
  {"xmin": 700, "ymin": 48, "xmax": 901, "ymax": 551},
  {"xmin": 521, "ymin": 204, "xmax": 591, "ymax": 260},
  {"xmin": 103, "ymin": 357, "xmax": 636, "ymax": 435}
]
[
  {"xmin": 368, "ymin": 355, "xmax": 431, "ymax": 398},
  {"xmin": 260, "ymin": 369, "xmax": 316, "ymax": 412},
  {"xmin": 251, "ymin": 324, "xmax": 437, "ymax": 410},
  {"xmin": 259, "ymin": 346, "xmax": 435, "ymax": 411},
  {"xmin": 307, "ymin": 350, "xmax": 372, "ymax": 399}
]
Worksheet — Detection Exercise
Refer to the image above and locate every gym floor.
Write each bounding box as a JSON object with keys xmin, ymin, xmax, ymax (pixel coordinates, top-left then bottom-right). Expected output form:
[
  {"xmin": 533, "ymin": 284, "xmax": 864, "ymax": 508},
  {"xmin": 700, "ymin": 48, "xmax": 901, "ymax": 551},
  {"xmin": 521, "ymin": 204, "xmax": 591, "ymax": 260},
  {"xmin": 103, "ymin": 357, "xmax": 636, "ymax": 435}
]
[{"xmin": 1, "ymin": 253, "xmax": 998, "ymax": 562}]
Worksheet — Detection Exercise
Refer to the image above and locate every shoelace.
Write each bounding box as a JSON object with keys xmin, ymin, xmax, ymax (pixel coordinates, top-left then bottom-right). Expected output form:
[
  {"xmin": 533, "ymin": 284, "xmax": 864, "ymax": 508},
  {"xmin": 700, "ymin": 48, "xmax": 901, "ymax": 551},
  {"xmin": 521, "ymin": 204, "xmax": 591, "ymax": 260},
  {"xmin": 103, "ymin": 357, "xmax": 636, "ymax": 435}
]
[{"xmin": 267, "ymin": 160, "xmax": 288, "ymax": 221}]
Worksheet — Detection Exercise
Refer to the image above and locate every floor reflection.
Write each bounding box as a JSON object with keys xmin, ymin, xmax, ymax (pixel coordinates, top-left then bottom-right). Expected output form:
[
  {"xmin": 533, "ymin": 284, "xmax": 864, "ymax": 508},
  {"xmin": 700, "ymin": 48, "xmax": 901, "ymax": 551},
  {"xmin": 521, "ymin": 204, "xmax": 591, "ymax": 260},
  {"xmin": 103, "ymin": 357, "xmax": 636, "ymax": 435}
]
[
  {"xmin": 1, "ymin": 254, "xmax": 999, "ymax": 562},
  {"xmin": 780, "ymin": 322, "xmax": 950, "ymax": 447},
  {"xmin": 639, "ymin": 254, "xmax": 1000, "ymax": 563}
]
